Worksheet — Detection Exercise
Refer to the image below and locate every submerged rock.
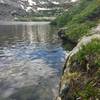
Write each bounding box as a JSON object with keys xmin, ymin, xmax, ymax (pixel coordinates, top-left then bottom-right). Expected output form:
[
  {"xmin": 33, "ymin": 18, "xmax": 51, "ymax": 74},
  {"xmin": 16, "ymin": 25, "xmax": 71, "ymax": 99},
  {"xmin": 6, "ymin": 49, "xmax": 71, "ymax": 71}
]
[{"xmin": 58, "ymin": 34, "xmax": 100, "ymax": 100}]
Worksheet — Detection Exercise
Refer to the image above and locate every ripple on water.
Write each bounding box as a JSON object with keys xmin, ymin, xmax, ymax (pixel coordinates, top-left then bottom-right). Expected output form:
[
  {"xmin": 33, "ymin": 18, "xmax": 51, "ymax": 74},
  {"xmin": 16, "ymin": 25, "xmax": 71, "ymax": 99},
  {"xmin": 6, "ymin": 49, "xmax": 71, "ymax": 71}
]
[{"xmin": 0, "ymin": 22, "xmax": 67, "ymax": 100}]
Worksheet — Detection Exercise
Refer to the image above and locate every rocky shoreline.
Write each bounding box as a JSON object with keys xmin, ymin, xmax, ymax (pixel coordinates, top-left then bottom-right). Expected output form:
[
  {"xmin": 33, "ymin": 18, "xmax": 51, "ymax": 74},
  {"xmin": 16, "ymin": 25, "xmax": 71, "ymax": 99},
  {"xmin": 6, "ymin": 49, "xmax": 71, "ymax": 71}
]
[
  {"xmin": 51, "ymin": 0, "xmax": 100, "ymax": 99},
  {"xmin": 57, "ymin": 25, "xmax": 100, "ymax": 100}
]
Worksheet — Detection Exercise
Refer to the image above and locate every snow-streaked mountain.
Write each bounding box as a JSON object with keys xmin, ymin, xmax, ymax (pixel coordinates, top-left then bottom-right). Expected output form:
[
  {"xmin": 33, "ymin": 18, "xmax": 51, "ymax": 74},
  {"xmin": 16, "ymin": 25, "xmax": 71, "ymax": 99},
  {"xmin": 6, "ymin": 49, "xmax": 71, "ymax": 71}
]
[{"xmin": 0, "ymin": 0, "xmax": 75, "ymax": 20}]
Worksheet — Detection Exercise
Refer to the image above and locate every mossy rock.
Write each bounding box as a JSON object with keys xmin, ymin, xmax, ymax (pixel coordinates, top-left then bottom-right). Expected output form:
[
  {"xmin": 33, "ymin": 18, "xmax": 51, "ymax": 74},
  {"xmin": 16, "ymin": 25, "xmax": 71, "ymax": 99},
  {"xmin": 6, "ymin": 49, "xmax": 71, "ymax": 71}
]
[{"xmin": 59, "ymin": 34, "xmax": 100, "ymax": 100}]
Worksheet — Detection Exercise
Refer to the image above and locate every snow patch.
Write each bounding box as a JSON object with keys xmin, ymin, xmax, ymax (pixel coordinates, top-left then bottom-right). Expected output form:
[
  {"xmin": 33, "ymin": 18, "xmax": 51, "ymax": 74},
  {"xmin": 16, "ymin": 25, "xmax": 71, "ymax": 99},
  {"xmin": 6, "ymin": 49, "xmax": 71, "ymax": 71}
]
[
  {"xmin": 26, "ymin": 6, "xmax": 32, "ymax": 12},
  {"xmin": 28, "ymin": 0, "xmax": 36, "ymax": 6},
  {"xmin": 52, "ymin": 1, "xmax": 59, "ymax": 5},
  {"xmin": 20, "ymin": 4, "xmax": 25, "ymax": 9},
  {"xmin": 37, "ymin": 7, "xmax": 52, "ymax": 11},
  {"xmin": 71, "ymin": 0, "xmax": 78, "ymax": 2},
  {"xmin": 39, "ymin": 1, "xmax": 48, "ymax": 5},
  {"xmin": 0, "ymin": 0, "xmax": 4, "ymax": 3}
]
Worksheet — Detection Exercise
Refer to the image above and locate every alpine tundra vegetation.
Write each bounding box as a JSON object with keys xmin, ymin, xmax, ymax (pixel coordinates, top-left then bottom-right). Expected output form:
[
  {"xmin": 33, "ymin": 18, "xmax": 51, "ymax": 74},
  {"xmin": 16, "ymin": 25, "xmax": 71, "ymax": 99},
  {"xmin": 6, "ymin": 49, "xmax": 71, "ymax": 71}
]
[
  {"xmin": 52, "ymin": 0, "xmax": 100, "ymax": 100},
  {"xmin": 52, "ymin": 0, "xmax": 100, "ymax": 43}
]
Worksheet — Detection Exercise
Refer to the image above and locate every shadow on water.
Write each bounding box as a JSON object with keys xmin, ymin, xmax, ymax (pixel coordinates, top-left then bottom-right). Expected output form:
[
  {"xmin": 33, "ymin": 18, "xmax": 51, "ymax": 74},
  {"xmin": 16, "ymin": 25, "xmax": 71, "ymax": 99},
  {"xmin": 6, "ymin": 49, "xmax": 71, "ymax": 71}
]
[{"xmin": 0, "ymin": 22, "xmax": 67, "ymax": 100}]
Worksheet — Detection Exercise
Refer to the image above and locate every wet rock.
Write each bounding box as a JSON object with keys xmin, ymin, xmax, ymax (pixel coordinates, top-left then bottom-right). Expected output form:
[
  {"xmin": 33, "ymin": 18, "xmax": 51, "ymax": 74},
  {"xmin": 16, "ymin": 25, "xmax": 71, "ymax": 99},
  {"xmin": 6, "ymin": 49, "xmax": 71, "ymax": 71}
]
[
  {"xmin": 59, "ymin": 84, "xmax": 70, "ymax": 100},
  {"xmin": 58, "ymin": 29, "xmax": 66, "ymax": 40}
]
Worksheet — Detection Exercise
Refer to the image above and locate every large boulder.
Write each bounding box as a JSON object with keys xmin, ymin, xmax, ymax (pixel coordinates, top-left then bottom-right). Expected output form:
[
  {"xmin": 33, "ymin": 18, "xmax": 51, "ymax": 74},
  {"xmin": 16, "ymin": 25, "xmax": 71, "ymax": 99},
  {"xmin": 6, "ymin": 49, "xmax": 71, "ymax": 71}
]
[{"xmin": 58, "ymin": 33, "xmax": 100, "ymax": 100}]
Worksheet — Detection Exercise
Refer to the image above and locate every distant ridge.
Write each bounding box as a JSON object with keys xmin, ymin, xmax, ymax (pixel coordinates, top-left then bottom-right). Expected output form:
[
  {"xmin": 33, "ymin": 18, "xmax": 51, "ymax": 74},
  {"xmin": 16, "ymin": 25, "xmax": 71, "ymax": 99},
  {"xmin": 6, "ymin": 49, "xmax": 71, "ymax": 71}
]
[{"xmin": 0, "ymin": 0, "xmax": 74, "ymax": 20}]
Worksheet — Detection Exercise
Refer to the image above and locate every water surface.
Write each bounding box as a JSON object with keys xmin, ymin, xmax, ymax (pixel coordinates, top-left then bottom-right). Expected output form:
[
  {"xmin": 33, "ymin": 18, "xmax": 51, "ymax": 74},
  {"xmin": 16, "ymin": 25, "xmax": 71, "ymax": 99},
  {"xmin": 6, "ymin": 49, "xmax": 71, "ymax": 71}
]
[{"xmin": 0, "ymin": 22, "xmax": 67, "ymax": 100}]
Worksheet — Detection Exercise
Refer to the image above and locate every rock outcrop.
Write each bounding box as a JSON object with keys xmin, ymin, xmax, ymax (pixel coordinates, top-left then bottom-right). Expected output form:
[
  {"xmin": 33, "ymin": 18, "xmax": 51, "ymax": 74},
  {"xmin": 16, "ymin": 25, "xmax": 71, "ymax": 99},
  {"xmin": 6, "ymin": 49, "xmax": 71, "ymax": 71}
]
[
  {"xmin": 57, "ymin": 33, "xmax": 100, "ymax": 100},
  {"xmin": 0, "ymin": 3, "xmax": 26, "ymax": 20}
]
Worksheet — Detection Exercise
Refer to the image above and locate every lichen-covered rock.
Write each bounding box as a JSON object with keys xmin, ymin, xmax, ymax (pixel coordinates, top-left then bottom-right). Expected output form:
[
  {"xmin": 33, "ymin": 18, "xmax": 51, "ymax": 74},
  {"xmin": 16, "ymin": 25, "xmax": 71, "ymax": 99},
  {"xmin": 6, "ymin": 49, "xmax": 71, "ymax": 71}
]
[{"xmin": 58, "ymin": 34, "xmax": 100, "ymax": 100}]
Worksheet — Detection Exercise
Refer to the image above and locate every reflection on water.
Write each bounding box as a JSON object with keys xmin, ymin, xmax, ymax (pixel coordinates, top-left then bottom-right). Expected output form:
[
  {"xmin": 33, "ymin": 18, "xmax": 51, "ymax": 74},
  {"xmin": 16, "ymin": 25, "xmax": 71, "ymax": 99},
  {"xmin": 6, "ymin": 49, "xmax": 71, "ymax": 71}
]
[
  {"xmin": 0, "ymin": 22, "xmax": 67, "ymax": 100},
  {"xmin": 0, "ymin": 22, "xmax": 58, "ymax": 45}
]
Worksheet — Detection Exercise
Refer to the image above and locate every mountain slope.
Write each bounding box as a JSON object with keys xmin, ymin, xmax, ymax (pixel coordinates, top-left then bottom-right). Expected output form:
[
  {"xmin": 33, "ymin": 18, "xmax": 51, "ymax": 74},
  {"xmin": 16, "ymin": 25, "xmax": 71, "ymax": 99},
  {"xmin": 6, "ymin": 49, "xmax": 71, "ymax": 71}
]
[{"xmin": 0, "ymin": 0, "xmax": 73, "ymax": 20}]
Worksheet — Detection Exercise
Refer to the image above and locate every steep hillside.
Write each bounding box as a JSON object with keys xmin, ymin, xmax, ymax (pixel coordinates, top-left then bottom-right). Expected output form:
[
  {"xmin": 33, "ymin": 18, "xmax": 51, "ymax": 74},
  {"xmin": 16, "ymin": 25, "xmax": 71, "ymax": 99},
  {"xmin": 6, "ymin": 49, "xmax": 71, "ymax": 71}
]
[
  {"xmin": 52, "ymin": 0, "xmax": 100, "ymax": 48},
  {"xmin": 52, "ymin": 0, "xmax": 100, "ymax": 99}
]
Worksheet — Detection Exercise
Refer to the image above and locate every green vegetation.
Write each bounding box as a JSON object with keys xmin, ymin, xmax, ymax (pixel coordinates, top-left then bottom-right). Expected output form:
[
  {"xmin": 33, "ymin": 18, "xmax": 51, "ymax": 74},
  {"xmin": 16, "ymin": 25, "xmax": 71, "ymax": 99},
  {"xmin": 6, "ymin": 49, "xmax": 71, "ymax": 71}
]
[
  {"xmin": 77, "ymin": 82, "xmax": 100, "ymax": 100},
  {"xmin": 52, "ymin": 0, "xmax": 100, "ymax": 43},
  {"xmin": 75, "ymin": 39, "xmax": 100, "ymax": 100},
  {"xmin": 62, "ymin": 38, "xmax": 100, "ymax": 100},
  {"xmin": 15, "ymin": 16, "xmax": 55, "ymax": 21},
  {"xmin": 77, "ymin": 39, "xmax": 100, "ymax": 67},
  {"xmin": 56, "ymin": 0, "xmax": 100, "ymax": 99}
]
